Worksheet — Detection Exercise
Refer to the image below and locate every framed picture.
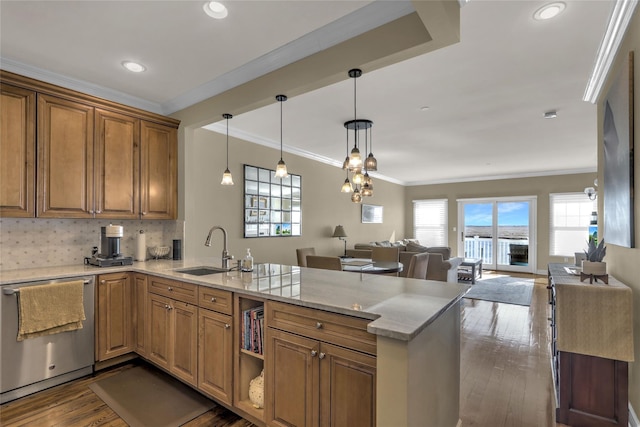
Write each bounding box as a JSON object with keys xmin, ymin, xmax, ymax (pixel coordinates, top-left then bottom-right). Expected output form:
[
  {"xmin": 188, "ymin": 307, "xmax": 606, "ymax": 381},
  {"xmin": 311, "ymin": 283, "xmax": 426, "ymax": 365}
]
[
  {"xmin": 603, "ymin": 51, "xmax": 634, "ymax": 248},
  {"xmin": 362, "ymin": 204, "xmax": 383, "ymax": 224}
]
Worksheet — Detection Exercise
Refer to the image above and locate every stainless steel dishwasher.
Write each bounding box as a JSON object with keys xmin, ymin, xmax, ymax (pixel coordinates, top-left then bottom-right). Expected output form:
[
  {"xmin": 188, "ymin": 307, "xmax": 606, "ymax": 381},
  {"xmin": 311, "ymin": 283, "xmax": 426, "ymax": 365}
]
[{"xmin": 1, "ymin": 276, "xmax": 95, "ymax": 403}]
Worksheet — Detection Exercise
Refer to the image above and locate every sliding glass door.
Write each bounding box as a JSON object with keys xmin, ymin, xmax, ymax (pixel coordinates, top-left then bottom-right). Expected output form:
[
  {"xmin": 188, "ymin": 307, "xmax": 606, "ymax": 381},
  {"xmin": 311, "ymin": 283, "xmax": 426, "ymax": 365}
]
[{"xmin": 458, "ymin": 197, "xmax": 536, "ymax": 273}]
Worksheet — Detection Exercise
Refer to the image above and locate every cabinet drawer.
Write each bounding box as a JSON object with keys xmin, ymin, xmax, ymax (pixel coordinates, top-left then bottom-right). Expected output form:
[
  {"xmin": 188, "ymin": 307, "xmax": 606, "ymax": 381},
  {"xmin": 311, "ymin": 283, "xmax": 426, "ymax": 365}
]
[
  {"xmin": 198, "ymin": 286, "xmax": 233, "ymax": 315},
  {"xmin": 266, "ymin": 301, "xmax": 376, "ymax": 355},
  {"xmin": 148, "ymin": 275, "xmax": 197, "ymax": 304}
]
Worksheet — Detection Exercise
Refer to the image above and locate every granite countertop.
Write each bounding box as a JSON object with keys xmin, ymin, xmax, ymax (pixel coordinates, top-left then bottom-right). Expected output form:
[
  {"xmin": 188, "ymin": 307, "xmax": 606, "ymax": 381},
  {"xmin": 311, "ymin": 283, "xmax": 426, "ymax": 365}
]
[{"xmin": 0, "ymin": 258, "xmax": 470, "ymax": 342}]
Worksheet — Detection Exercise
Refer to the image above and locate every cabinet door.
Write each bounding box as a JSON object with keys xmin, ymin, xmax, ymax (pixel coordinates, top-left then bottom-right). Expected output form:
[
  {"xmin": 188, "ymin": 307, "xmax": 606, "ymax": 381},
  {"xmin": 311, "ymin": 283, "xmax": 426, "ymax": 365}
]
[
  {"xmin": 96, "ymin": 272, "xmax": 133, "ymax": 361},
  {"xmin": 132, "ymin": 273, "xmax": 148, "ymax": 357},
  {"xmin": 140, "ymin": 121, "xmax": 176, "ymax": 219},
  {"xmin": 37, "ymin": 94, "xmax": 94, "ymax": 218},
  {"xmin": 171, "ymin": 300, "xmax": 198, "ymax": 386},
  {"xmin": 319, "ymin": 342, "xmax": 376, "ymax": 427},
  {"xmin": 198, "ymin": 308, "xmax": 233, "ymax": 404},
  {"xmin": 266, "ymin": 328, "xmax": 319, "ymax": 427},
  {"xmin": 147, "ymin": 292, "xmax": 172, "ymax": 370},
  {"xmin": 95, "ymin": 109, "xmax": 139, "ymax": 219},
  {"xmin": 0, "ymin": 84, "xmax": 35, "ymax": 217}
]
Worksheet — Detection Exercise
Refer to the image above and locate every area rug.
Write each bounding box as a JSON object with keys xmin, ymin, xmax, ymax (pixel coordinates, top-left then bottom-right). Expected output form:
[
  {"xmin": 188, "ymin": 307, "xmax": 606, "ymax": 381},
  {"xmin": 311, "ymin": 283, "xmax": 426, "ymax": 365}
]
[
  {"xmin": 89, "ymin": 365, "xmax": 215, "ymax": 427},
  {"xmin": 463, "ymin": 276, "xmax": 534, "ymax": 306}
]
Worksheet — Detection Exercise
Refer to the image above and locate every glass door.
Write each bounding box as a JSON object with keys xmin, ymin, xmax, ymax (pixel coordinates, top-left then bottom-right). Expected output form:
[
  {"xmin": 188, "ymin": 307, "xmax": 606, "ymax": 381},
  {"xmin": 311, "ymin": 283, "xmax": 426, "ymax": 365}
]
[{"xmin": 458, "ymin": 197, "xmax": 536, "ymax": 273}]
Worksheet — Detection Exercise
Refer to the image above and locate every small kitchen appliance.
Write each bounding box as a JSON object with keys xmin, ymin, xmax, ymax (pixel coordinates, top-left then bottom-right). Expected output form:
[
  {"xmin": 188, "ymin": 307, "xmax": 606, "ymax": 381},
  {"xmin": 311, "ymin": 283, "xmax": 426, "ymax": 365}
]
[{"xmin": 85, "ymin": 224, "xmax": 133, "ymax": 267}]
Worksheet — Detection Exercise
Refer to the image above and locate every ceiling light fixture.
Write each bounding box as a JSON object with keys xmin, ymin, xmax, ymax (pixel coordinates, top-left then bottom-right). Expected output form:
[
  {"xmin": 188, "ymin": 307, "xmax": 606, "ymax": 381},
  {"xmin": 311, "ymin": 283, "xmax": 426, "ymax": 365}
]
[
  {"xmin": 203, "ymin": 1, "xmax": 228, "ymax": 19},
  {"xmin": 544, "ymin": 110, "xmax": 557, "ymax": 119},
  {"xmin": 121, "ymin": 61, "xmax": 146, "ymax": 73},
  {"xmin": 220, "ymin": 113, "xmax": 233, "ymax": 185},
  {"xmin": 274, "ymin": 94, "xmax": 288, "ymax": 178},
  {"xmin": 534, "ymin": 2, "xmax": 566, "ymax": 20}
]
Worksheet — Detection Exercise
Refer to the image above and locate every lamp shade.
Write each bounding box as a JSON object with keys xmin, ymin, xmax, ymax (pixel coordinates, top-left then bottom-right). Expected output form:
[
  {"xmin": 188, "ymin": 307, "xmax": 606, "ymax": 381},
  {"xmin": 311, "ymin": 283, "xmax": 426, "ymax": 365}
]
[{"xmin": 332, "ymin": 225, "xmax": 347, "ymax": 238}]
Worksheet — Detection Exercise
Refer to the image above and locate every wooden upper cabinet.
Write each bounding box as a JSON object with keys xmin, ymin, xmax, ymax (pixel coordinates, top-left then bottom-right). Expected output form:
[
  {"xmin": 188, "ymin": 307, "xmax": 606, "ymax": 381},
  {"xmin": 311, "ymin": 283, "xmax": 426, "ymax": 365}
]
[
  {"xmin": 95, "ymin": 109, "xmax": 140, "ymax": 219},
  {"xmin": 140, "ymin": 121, "xmax": 177, "ymax": 219},
  {"xmin": 37, "ymin": 94, "xmax": 94, "ymax": 218},
  {"xmin": 0, "ymin": 84, "xmax": 36, "ymax": 217}
]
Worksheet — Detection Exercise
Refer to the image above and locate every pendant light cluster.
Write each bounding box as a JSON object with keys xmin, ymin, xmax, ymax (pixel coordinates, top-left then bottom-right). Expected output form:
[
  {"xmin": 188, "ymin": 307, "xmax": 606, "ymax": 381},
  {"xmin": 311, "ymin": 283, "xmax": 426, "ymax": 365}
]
[{"xmin": 341, "ymin": 68, "xmax": 377, "ymax": 203}]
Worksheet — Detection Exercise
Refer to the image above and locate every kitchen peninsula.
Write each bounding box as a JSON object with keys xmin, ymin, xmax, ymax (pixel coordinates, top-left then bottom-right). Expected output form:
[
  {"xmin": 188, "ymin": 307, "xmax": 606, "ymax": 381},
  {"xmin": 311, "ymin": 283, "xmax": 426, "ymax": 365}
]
[{"xmin": 0, "ymin": 259, "xmax": 469, "ymax": 427}]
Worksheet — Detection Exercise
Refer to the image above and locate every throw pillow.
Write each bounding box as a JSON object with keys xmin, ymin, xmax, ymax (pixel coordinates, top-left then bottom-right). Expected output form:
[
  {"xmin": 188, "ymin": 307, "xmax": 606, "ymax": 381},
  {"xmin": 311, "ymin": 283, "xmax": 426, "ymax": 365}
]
[
  {"xmin": 378, "ymin": 240, "xmax": 392, "ymax": 247},
  {"xmin": 406, "ymin": 242, "xmax": 429, "ymax": 253}
]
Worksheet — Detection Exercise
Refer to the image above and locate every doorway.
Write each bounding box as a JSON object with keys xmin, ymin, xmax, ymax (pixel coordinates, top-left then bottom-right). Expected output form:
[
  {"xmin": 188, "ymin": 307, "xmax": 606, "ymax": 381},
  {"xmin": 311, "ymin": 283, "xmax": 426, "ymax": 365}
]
[{"xmin": 457, "ymin": 197, "xmax": 536, "ymax": 273}]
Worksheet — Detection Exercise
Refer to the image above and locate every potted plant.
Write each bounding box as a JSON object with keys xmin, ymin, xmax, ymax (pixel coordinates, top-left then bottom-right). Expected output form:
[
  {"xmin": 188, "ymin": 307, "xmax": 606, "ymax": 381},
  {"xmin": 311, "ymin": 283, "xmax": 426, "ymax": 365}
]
[{"xmin": 582, "ymin": 237, "xmax": 607, "ymax": 275}]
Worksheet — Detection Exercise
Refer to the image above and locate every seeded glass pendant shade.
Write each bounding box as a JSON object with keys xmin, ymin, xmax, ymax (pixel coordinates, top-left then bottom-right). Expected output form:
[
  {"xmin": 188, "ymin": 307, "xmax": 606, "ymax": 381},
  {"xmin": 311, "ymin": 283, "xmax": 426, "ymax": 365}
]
[
  {"xmin": 220, "ymin": 113, "xmax": 234, "ymax": 185},
  {"xmin": 341, "ymin": 176, "xmax": 352, "ymax": 193},
  {"xmin": 364, "ymin": 127, "xmax": 377, "ymax": 171},
  {"xmin": 274, "ymin": 94, "xmax": 289, "ymax": 178},
  {"xmin": 351, "ymin": 187, "xmax": 362, "ymax": 203}
]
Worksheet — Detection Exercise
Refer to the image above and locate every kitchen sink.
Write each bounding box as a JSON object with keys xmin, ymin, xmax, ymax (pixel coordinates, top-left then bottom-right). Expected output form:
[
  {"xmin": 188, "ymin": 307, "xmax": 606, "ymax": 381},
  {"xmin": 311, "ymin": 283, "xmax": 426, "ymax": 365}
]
[{"xmin": 174, "ymin": 266, "xmax": 230, "ymax": 276}]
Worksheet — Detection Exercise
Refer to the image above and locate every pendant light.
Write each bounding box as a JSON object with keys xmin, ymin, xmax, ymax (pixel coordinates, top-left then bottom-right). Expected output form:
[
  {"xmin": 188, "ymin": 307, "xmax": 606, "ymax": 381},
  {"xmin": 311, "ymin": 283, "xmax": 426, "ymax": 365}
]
[
  {"xmin": 364, "ymin": 126, "xmax": 377, "ymax": 171},
  {"xmin": 274, "ymin": 94, "xmax": 288, "ymax": 178},
  {"xmin": 351, "ymin": 187, "xmax": 362, "ymax": 203},
  {"xmin": 340, "ymin": 128, "xmax": 353, "ymax": 192},
  {"xmin": 347, "ymin": 69, "xmax": 363, "ymax": 170},
  {"xmin": 220, "ymin": 113, "xmax": 234, "ymax": 185}
]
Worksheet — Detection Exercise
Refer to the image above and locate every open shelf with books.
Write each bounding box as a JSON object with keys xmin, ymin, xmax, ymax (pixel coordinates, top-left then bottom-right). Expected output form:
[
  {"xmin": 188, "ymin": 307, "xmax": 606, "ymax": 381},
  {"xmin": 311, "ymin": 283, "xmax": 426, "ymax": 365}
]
[{"xmin": 233, "ymin": 294, "xmax": 266, "ymax": 422}]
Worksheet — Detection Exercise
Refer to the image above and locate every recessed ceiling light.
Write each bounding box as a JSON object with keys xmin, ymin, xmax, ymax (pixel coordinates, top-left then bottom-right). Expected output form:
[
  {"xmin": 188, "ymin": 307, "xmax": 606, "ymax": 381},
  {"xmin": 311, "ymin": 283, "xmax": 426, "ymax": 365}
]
[
  {"xmin": 203, "ymin": 1, "xmax": 228, "ymax": 19},
  {"xmin": 122, "ymin": 61, "xmax": 146, "ymax": 73},
  {"xmin": 544, "ymin": 110, "xmax": 558, "ymax": 119},
  {"xmin": 534, "ymin": 2, "xmax": 566, "ymax": 20}
]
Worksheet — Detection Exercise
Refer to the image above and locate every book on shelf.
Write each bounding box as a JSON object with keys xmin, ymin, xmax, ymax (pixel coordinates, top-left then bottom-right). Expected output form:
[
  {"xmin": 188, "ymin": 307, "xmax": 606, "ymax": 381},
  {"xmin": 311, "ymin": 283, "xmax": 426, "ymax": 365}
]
[{"xmin": 242, "ymin": 306, "xmax": 264, "ymax": 355}]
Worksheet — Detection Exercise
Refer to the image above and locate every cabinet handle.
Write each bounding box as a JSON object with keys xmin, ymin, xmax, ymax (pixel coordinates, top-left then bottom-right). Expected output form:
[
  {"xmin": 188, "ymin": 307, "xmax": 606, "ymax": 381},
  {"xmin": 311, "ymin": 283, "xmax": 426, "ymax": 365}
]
[
  {"xmin": 168, "ymin": 305, "xmax": 173, "ymax": 311},
  {"xmin": 311, "ymin": 350, "xmax": 318, "ymax": 357},
  {"xmin": 224, "ymin": 324, "xmax": 230, "ymax": 329},
  {"xmin": 89, "ymin": 210, "xmax": 94, "ymax": 214},
  {"xmin": 100, "ymin": 280, "xmax": 106, "ymax": 284},
  {"xmin": 142, "ymin": 212, "xmax": 147, "ymax": 215},
  {"xmin": 168, "ymin": 287, "xmax": 173, "ymax": 291},
  {"xmin": 164, "ymin": 304, "xmax": 170, "ymax": 309},
  {"xmin": 96, "ymin": 210, "xmax": 101, "ymax": 214},
  {"xmin": 319, "ymin": 352, "xmax": 326, "ymax": 359},
  {"xmin": 315, "ymin": 322, "xmax": 323, "ymax": 329},
  {"xmin": 211, "ymin": 297, "xmax": 217, "ymax": 302}
]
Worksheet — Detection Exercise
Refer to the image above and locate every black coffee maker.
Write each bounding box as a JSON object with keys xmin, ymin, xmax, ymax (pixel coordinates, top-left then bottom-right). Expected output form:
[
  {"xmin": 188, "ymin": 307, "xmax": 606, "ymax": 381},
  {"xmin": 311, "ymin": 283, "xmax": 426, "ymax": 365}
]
[{"xmin": 85, "ymin": 224, "xmax": 133, "ymax": 267}]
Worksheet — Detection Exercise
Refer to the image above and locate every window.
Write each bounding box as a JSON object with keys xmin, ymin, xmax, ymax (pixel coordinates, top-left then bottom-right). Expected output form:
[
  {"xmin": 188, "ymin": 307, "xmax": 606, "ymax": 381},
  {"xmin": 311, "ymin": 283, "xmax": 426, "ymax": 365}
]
[
  {"xmin": 244, "ymin": 165, "xmax": 301, "ymax": 237},
  {"xmin": 413, "ymin": 199, "xmax": 448, "ymax": 246},
  {"xmin": 549, "ymin": 193, "xmax": 596, "ymax": 256}
]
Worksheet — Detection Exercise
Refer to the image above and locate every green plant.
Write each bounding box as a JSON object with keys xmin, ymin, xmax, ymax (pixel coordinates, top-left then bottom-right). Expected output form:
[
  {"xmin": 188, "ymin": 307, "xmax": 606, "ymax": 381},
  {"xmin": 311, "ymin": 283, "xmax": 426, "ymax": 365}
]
[{"xmin": 584, "ymin": 238, "xmax": 606, "ymax": 262}]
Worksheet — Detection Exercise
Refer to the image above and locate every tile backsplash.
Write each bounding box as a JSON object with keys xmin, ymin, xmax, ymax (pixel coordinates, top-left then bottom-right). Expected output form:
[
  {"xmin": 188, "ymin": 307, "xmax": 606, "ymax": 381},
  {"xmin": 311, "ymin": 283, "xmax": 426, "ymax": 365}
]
[{"xmin": 0, "ymin": 218, "xmax": 184, "ymax": 271}]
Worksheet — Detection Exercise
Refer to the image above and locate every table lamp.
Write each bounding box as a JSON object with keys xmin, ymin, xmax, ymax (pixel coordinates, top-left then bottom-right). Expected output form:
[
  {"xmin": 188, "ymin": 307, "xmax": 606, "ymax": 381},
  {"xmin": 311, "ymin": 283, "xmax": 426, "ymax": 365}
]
[{"xmin": 332, "ymin": 225, "xmax": 348, "ymax": 257}]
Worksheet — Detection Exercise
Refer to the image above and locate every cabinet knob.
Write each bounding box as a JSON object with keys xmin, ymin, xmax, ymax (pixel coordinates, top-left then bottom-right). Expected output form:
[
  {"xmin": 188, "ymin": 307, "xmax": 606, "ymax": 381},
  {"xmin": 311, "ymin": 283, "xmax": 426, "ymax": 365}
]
[
  {"xmin": 315, "ymin": 322, "xmax": 323, "ymax": 329},
  {"xmin": 168, "ymin": 305, "xmax": 173, "ymax": 310},
  {"xmin": 165, "ymin": 304, "xmax": 170, "ymax": 309},
  {"xmin": 142, "ymin": 211, "xmax": 147, "ymax": 215},
  {"xmin": 211, "ymin": 297, "xmax": 217, "ymax": 302},
  {"xmin": 96, "ymin": 210, "xmax": 102, "ymax": 214},
  {"xmin": 168, "ymin": 287, "xmax": 173, "ymax": 291},
  {"xmin": 89, "ymin": 210, "xmax": 94, "ymax": 214},
  {"xmin": 224, "ymin": 324, "xmax": 230, "ymax": 329},
  {"xmin": 311, "ymin": 350, "xmax": 318, "ymax": 357},
  {"xmin": 100, "ymin": 280, "xmax": 106, "ymax": 284},
  {"xmin": 319, "ymin": 352, "xmax": 326, "ymax": 360}
]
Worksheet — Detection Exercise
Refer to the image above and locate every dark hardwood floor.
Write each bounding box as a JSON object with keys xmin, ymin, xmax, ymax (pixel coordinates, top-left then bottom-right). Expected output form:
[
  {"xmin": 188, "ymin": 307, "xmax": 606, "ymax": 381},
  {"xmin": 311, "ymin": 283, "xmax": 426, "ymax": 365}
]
[{"xmin": 1, "ymin": 271, "xmax": 558, "ymax": 427}]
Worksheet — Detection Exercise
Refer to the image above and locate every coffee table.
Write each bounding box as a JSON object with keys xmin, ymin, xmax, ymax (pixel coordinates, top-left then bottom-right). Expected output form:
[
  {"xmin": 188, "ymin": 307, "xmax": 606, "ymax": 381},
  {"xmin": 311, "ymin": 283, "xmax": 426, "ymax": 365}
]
[{"xmin": 458, "ymin": 258, "xmax": 482, "ymax": 284}]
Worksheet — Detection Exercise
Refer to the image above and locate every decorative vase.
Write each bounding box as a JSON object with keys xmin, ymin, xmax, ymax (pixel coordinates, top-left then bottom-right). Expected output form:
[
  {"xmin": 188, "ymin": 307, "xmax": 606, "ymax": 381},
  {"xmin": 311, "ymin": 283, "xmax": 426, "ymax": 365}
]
[
  {"xmin": 249, "ymin": 369, "xmax": 264, "ymax": 409},
  {"xmin": 581, "ymin": 260, "xmax": 607, "ymax": 276}
]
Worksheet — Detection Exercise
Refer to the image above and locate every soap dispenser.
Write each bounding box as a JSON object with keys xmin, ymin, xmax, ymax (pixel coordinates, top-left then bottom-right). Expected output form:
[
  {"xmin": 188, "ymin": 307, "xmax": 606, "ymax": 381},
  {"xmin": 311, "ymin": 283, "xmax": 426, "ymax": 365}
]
[{"xmin": 242, "ymin": 248, "xmax": 254, "ymax": 272}]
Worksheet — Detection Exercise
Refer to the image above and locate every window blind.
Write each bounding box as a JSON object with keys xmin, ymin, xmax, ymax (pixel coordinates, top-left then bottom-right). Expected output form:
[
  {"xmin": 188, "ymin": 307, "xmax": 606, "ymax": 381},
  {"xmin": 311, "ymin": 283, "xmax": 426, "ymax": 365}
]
[
  {"xmin": 549, "ymin": 193, "xmax": 596, "ymax": 257},
  {"xmin": 413, "ymin": 199, "xmax": 448, "ymax": 246}
]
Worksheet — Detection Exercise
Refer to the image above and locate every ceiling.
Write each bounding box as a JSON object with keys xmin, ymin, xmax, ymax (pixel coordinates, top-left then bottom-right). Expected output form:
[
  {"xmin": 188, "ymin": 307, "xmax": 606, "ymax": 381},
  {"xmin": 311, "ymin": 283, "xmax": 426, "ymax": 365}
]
[{"xmin": 1, "ymin": 1, "xmax": 615, "ymax": 185}]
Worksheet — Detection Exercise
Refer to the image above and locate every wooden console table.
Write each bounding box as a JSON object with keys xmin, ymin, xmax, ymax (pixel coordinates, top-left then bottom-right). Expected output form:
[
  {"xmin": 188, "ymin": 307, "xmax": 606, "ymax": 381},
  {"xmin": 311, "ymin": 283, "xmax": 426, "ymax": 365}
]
[{"xmin": 548, "ymin": 264, "xmax": 633, "ymax": 427}]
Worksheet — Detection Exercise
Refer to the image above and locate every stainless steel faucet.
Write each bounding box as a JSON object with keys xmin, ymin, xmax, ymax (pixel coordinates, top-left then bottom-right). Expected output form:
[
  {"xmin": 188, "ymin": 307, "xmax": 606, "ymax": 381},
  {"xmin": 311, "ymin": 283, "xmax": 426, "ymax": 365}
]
[{"xmin": 204, "ymin": 226, "xmax": 233, "ymax": 269}]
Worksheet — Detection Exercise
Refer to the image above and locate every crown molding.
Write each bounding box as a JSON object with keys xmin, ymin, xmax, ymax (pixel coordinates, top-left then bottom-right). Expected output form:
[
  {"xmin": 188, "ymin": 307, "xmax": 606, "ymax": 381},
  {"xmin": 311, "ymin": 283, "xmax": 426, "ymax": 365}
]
[
  {"xmin": 583, "ymin": 0, "xmax": 638, "ymax": 103},
  {"xmin": 0, "ymin": 57, "xmax": 164, "ymax": 114},
  {"xmin": 404, "ymin": 167, "xmax": 597, "ymax": 186}
]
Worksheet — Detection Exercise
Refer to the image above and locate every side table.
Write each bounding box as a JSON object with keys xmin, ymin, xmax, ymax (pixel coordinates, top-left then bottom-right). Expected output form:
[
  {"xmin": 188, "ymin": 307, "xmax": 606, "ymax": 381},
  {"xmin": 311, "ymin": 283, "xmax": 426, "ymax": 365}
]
[{"xmin": 458, "ymin": 258, "xmax": 482, "ymax": 284}]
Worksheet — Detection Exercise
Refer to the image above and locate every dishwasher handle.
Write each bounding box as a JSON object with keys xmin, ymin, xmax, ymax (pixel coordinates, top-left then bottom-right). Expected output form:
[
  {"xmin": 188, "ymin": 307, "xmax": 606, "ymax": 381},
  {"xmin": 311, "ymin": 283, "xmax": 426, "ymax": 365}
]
[{"xmin": 3, "ymin": 280, "xmax": 92, "ymax": 295}]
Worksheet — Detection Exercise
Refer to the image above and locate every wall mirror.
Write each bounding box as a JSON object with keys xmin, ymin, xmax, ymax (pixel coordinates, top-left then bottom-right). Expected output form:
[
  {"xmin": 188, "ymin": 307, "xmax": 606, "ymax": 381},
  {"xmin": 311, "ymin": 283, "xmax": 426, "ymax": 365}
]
[{"xmin": 244, "ymin": 164, "xmax": 302, "ymax": 237}]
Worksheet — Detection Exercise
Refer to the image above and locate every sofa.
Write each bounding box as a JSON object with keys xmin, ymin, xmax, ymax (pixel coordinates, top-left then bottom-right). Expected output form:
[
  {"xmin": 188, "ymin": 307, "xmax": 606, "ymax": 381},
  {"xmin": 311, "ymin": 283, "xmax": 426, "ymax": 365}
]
[{"xmin": 346, "ymin": 240, "xmax": 463, "ymax": 282}]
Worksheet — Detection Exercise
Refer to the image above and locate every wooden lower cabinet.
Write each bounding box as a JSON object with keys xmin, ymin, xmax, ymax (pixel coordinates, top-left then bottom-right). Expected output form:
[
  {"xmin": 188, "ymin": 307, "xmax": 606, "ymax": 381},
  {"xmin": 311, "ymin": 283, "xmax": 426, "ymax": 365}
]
[
  {"xmin": 147, "ymin": 292, "xmax": 198, "ymax": 386},
  {"xmin": 96, "ymin": 272, "xmax": 133, "ymax": 361},
  {"xmin": 266, "ymin": 328, "xmax": 376, "ymax": 427},
  {"xmin": 556, "ymin": 351, "xmax": 628, "ymax": 426},
  {"xmin": 132, "ymin": 273, "xmax": 148, "ymax": 357},
  {"xmin": 198, "ymin": 308, "xmax": 233, "ymax": 404}
]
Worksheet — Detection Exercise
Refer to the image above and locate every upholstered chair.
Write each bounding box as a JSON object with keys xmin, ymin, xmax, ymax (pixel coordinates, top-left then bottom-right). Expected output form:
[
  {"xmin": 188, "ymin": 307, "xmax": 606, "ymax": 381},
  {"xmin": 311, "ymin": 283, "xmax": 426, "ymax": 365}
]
[
  {"xmin": 296, "ymin": 247, "xmax": 316, "ymax": 267},
  {"xmin": 405, "ymin": 253, "xmax": 430, "ymax": 280},
  {"xmin": 371, "ymin": 246, "xmax": 400, "ymax": 262},
  {"xmin": 305, "ymin": 255, "xmax": 343, "ymax": 271}
]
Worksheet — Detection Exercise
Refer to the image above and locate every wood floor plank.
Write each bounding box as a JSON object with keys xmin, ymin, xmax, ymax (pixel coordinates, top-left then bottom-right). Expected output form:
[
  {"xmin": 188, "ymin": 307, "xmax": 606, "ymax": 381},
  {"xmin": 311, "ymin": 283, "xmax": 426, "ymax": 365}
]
[{"xmin": 1, "ymin": 271, "xmax": 559, "ymax": 427}]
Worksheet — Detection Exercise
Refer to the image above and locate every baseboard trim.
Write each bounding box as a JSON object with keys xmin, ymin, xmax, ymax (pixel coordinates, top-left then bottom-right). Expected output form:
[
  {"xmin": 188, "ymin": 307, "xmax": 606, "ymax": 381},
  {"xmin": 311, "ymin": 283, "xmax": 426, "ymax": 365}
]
[{"xmin": 630, "ymin": 402, "xmax": 639, "ymax": 427}]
